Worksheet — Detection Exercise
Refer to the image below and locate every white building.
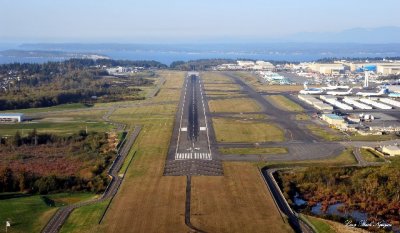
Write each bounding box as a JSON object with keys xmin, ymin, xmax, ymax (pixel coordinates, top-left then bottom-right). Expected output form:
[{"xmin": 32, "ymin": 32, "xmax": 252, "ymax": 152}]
[
  {"xmin": 254, "ymin": 61, "xmax": 275, "ymax": 70},
  {"xmin": 237, "ymin": 60, "xmax": 255, "ymax": 69},
  {"xmin": 377, "ymin": 64, "xmax": 400, "ymax": 75},
  {"xmin": 0, "ymin": 113, "xmax": 24, "ymax": 123},
  {"xmin": 382, "ymin": 145, "xmax": 400, "ymax": 156}
]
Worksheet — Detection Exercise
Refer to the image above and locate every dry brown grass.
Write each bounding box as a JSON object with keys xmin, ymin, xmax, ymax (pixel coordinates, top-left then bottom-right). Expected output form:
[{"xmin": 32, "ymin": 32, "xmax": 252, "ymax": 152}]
[
  {"xmin": 191, "ymin": 162, "xmax": 293, "ymax": 233},
  {"xmin": 201, "ymin": 72, "xmax": 235, "ymax": 84},
  {"xmin": 208, "ymin": 98, "xmax": 261, "ymax": 113},
  {"xmin": 101, "ymin": 71, "xmax": 189, "ymax": 233},
  {"xmin": 213, "ymin": 118, "xmax": 285, "ymax": 142},
  {"xmin": 266, "ymin": 95, "xmax": 304, "ymax": 112}
]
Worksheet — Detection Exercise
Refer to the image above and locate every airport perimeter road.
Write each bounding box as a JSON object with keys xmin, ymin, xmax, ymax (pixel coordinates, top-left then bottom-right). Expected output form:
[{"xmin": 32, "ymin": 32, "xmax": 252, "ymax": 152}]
[
  {"xmin": 42, "ymin": 126, "xmax": 141, "ymax": 233},
  {"xmin": 262, "ymin": 168, "xmax": 314, "ymax": 233},
  {"xmin": 224, "ymin": 72, "xmax": 317, "ymax": 142}
]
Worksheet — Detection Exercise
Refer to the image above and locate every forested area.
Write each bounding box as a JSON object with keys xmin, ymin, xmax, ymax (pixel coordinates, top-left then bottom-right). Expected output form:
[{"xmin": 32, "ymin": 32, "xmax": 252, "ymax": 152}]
[
  {"xmin": 170, "ymin": 59, "xmax": 236, "ymax": 70},
  {"xmin": 0, "ymin": 130, "xmax": 116, "ymax": 194},
  {"xmin": 276, "ymin": 161, "xmax": 400, "ymax": 227},
  {"xmin": 0, "ymin": 59, "xmax": 160, "ymax": 110}
]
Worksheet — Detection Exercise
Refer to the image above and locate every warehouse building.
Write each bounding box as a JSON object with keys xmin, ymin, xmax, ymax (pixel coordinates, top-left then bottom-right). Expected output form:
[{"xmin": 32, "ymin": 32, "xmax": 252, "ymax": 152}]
[{"xmin": 0, "ymin": 113, "xmax": 24, "ymax": 123}]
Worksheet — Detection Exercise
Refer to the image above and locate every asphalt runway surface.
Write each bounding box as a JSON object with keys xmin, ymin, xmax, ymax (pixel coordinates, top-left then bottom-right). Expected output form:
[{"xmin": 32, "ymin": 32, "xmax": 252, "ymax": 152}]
[{"xmin": 165, "ymin": 72, "xmax": 223, "ymax": 176}]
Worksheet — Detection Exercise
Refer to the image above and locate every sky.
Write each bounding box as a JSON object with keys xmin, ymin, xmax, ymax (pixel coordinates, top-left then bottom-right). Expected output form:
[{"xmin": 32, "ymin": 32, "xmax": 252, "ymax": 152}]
[{"xmin": 1, "ymin": 0, "xmax": 400, "ymax": 43}]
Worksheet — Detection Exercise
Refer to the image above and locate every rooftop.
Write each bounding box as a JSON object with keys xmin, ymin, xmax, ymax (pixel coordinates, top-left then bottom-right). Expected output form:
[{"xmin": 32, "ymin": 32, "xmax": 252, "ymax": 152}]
[
  {"xmin": 324, "ymin": 114, "xmax": 343, "ymax": 120},
  {"xmin": 0, "ymin": 113, "xmax": 24, "ymax": 117}
]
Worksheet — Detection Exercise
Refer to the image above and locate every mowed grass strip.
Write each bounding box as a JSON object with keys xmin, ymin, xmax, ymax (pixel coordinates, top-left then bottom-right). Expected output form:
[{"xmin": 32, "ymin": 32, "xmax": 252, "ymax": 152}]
[
  {"xmin": 360, "ymin": 148, "xmax": 385, "ymax": 162},
  {"xmin": 101, "ymin": 71, "xmax": 189, "ymax": 233},
  {"xmin": 204, "ymin": 83, "xmax": 241, "ymax": 91},
  {"xmin": 213, "ymin": 118, "xmax": 284, "ymax": 142},
  {"xmin": 201, "ymin": 72, "xmax": 235, "ymax": 84},
  {"xmin": 301, "ymin": 215, "xmax": 335, "ymax": 233},
  {"xmin": 0, "ymin": 193, "xmax": 95, "ymax": 233},
  {"xmin": 219, "ymin": 147, "xmax": 288, "ymax": 155},
  {"xmin": 0, "ymin": 121, "xmax": 113, "ymax": 137},
  {"xmin": 60, "ymin": 200, "xmax": 110, "ymax": 233},
  {"xmin": 306, "ymin": 124, "xmax": 344, "ymax": 141},
  {"xmin": 266, "ymin": 95, "xmax": 304, "ymax": 112},
  {"xmin": 263, "ymin": 148, "xmax": 357, "ymax": 168},
  {"xmin": 208, "ymin": 98, "xmax": 261, "ymax": 113},
  {"xmin": 191, "ymin": 162, "xmax": 293, "ymax": 233},
  {"xmin": 295, "ymin": 113, "xmax": 310, "ymax": 121}
]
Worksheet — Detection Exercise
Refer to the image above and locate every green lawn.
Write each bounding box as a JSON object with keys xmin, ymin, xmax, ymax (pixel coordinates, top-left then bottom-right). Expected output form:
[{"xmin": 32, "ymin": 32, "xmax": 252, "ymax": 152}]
[
  {"xmin": 266, "ymin": 95, "xmax": 304, "ymax": 112},
  {"xmin": 212, "ymin": 118, "xmax": 285, "ymax": 143},
  {"xmin": 306, "ymin": 124, "xmax": 344, "ymax": 141},
  {"xmin": 0, "ymin": 193, "xmax": 95, "ymax": 233},
  {"xmin": 295, "ymin": 113, "xmax": 310, "ymax": 121},
  {"xmin": 0, "ymin": 103, "xmax": 91, "ymax": 114},
  {"xmin": 260, "ymin": 148, "xmax": 357, "ymax": 168},
  {"xmin": 302, "ymin": 215, "xmax": 335, "ymax": 233},
  {"xmin": 349, "ymin": 133, "xmax": 399, "ymax": 141},
  {"xmin": 219, "ymin": 147, "xmax": 288, "ymax": 155},
  {"xmin": 360, "ymin": 148, "xmax": 385, "ymax": 162},
  {"xmin": 0, "ymin": 121, "xmax": 113, "ymax": 137},
  {"xmin": 60, "ymin": 200, "xmax": 110, "ymax": 233}
]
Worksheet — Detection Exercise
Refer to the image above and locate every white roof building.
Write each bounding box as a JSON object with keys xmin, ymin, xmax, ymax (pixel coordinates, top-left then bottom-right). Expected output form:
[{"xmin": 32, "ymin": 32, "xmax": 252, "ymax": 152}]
[{"xmin": 0, "ymin": 113, "xmax": 24, "ymax": 123}]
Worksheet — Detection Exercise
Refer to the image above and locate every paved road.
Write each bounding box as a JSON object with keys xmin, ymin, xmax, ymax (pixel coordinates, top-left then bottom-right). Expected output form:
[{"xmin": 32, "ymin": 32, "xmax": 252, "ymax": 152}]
[
  {"xmin": 261, "ymin": 168, "xmax": 314, "ymax": 233},
  {"xmin": 42, "ymin": 126, "xmax": 141, "ymax": 233},
  {"xmin": 352, "ymin": 147, "xmax": 387, "ymax": 167},
  {"xmin": 224, "ymin": 72, "xmax": 318, "ymax": 142}
]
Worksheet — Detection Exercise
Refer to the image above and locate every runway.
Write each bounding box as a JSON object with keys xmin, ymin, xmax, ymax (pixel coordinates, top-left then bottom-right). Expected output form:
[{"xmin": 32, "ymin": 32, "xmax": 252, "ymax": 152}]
[{"xmin": 165, "ymin": 72, "xmax": 223, "ymax": 176}]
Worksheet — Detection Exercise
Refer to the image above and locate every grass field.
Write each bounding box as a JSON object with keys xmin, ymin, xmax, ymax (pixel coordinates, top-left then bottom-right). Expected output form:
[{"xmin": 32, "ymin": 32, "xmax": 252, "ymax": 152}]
[
  {"xmin": 263, "ymin": 148, "xmax": 357, "ymax": 168},
  {"xmin": 266, "ymin": 95, "xmax": 304, "ymax": 112},
  {"xmin": 208, "ymin": 98, "xmax": 261, "ymax": 113},
  {"xmin": 0, "ymin": 193, "xmax": 95, "ymax": 233},
  {"xmin": 302, "ymin": 215, "xmax": 368, "ymax": 233},
  {"xmin": 98, "ymin": 71, "xmax": 189, "ymax": 233},
  {"xmin": 212, "ymin": 118, "xmax": 285, "ymax": 143},
  {"xmin": 360, "ymin": 148, "xmax": 385, "ymax": 162},
  {"xmin": 190, "ymin": 162, "xmax": 293, "ymax": 233},
  {"xmin": 0, "ymin": 121, "xmax": 113, "ymax": 137},
  {"xmin": 201, "ymin": 72, "xmax": 235, "ymax": 84},
  {"xmin": 349, "ymin": 133, "xmax": 399, "ymax": 141},
  {"xmin": 295, "ymin": 113, "xmax": 311, "ymax": 121},
  {"xmin": 60, "ymin": 200, "xmax": 110, "ymax": 233},
  {"xmin": 0, "ymin": 103, "xmax": 91, "ymax": 114},
  {"xmin": 204, "ymin": 83, "xmax": 242, "ymax": 92},
  {"xmin": 219, "ymin": 147, "xmax": 288, "ymax": 155},
  {"xmin": 301, "ymin": 214, "xmax": 336, "ymax": 233},
  {"xmin": 306, "ymin": 124, "xmax": 344, "ymax": 141}
]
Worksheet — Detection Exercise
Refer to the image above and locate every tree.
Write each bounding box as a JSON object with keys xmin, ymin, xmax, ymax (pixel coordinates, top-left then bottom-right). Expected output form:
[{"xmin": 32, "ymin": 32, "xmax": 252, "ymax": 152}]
[{"xmin": 13, "ymin": 131, "xmax": 22, "ymax": 147}]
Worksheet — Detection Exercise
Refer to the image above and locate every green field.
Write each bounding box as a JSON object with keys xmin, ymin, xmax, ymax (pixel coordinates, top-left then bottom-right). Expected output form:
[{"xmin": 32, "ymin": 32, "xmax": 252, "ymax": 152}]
[
  {"xmin": 60, "ymin": 200, "xmax": 110, "ymax": 233},
  {"xmin": 0, "ymin": 103, "xmax": 91, "ymax": 114},
  {"xmin": 219, "ymin": 147, "xmax": 288, "ymax": 155},
  {"xmin": 212, "ymin": 118, "xmax": 285, "ymax": 143},
  {"xmin": 0, "ymin": 193, "xmax": 95, "ymax": 233},
  {"xmin": 208, "ymin": 98, "xmax": 261, "ymax": 113},
  {"xmin": 0, "ymin": 121, "xmax": 113, "ymax": 137},
  {"xmin": 360, "ymin": 148, "xmax": 385, "ymax": 162},
  {"xmin": 295, "ymin": 113, "xmax": 310, "ymax": 121},
  {"xmin": 301, "ymin": 215, "xmax": 335, "ymax": 233},
  {"xmin": 266, "ymin": 95, "xmax": 304, "ymax": 112},
  {"xmin": 260, "ymin": 148, "xmax": 357, "ymax": 168},
  {"xmin": 306, "ymin": 124, "xmax": 344, "ymax": 141}
]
